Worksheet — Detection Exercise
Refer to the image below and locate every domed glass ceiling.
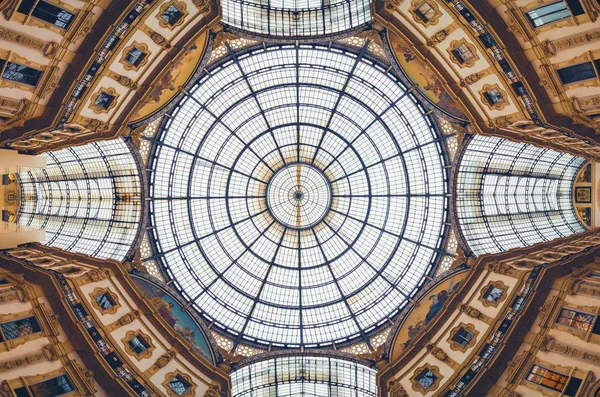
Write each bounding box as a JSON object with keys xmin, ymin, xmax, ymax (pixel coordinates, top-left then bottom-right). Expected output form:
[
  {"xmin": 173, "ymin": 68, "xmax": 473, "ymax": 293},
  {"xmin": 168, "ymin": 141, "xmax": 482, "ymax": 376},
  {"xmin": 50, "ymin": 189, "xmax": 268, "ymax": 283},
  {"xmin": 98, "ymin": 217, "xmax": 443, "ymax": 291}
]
[
  {"xmin": 148, "ymin": 44, "xmax": 448, "ymax": 348},
  {"xmin": 222, "ymin": 0, "xmax": 371, "ymax": 37}
]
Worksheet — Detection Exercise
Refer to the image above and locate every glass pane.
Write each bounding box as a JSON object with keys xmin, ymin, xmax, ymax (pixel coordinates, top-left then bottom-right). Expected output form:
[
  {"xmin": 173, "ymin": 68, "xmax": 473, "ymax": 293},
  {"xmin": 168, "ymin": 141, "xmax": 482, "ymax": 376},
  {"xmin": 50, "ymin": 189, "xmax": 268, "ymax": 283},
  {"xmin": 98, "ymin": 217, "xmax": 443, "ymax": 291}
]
[
  {"xmin": 527, "ymin": 2, "xmax": 570, "ymax": 27},
  {"xmin": 557, "ymin": 62, "xmax": 597, "ymax": 84},
  {"xmin": 1, "ymin": 316, "xmax": 42, "ymax": 341},
  {"xmin": 2, "ymin": 62, "xmax": 43, "ymax": 86},
  {"xmin": 29, "ymin": 375, "xmax": 75, "ymax": 397},
  {"xmin": 456, "ymin": 135, "xmax": 586, "ymax": 255},
  {"xmin": 32, "ymin": 1, "xmax": 75, "ymax": 29},
  {"xmin": 168, "ymin": 376, "xmax": 190, "ymax": 396},
  {"xmin": 231, "ymin": 356, "xmax": 377, "ymax": 396},
  {"xmin": 16, "ymin": 139, "xmax": 142, "ymax": 261},
  {"xmin": 147, "ymin": 45, "xmax": 448, "ymax": 347},
  {"xmin": 125, "ymin": 48, "xmax": 147, "ymax": 67},
  {"xmin": 162, "ymin": 5, "xmax": 184, "ymax": 25}
]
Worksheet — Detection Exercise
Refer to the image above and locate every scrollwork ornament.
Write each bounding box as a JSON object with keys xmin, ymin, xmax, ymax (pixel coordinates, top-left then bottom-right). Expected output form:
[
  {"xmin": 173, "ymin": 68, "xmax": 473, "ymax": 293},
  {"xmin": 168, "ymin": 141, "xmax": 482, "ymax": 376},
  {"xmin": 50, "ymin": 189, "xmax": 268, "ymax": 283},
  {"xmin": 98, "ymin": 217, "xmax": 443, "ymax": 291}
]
[{"xmin": 389, "ymin": 379, "xmax": 408, "ymax": 397}]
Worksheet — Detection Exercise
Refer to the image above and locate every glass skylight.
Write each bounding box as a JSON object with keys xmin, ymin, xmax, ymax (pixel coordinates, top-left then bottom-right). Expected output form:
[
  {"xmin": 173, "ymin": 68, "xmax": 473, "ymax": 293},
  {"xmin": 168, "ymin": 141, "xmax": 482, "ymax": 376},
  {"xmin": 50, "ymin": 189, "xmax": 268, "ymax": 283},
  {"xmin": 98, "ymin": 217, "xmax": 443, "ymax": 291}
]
[
  {"xmin": 456, "ymin": 135, "xmax": 586, "ymax": 256},
  {"xmin": 231, "ymin": 356, "xmax": 377, "ymax": 396},
  {"xmin": 222, "ymin": 0, "xmax": 371, "ymax": 37},
  {"xmin": 147, "ymin": 44, "xmax": 448, "ymax": 348},
  {"xmin": 17, "ymin": 139, "xmax": 143, "ymax": 261}
]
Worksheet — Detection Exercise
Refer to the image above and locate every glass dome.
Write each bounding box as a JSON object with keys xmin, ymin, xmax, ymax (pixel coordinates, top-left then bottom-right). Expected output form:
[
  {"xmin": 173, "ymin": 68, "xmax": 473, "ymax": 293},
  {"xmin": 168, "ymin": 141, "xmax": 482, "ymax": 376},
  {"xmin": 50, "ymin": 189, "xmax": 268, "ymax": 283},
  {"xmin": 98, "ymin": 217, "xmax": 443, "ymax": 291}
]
[
  {"xmin": 231, "ymin": 356, "xmax": 377, "ymax": 396},
  {"xmin": 147, "ymin": 44, "xmax": 448, "ymax": 348},
  {"xmin": 221, "ymin": 0, "xmax": 371, "ymax": 37}
]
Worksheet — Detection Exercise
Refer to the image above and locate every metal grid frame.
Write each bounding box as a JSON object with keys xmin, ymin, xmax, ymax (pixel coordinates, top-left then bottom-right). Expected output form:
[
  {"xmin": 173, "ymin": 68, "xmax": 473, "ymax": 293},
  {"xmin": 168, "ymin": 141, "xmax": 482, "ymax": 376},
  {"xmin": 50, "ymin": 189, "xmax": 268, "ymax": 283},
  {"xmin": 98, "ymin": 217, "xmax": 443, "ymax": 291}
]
[
  {"xmin": 221, "ymin": 0, "xmax": 372, "ymax": 38},
  {"xmin": 146, "ymin": 43, "xmax": 449, "ymax": 349},
  {"xmin": 231, "ymin": 355, "xmax": 377, "ymax": 396},
  {"xmin": 17, "ymin": 138, "xmax": 143, "ymax": 261},
  {"xmin": 455, "ymin": 135, "xmax": 585, "ymax": 256}
]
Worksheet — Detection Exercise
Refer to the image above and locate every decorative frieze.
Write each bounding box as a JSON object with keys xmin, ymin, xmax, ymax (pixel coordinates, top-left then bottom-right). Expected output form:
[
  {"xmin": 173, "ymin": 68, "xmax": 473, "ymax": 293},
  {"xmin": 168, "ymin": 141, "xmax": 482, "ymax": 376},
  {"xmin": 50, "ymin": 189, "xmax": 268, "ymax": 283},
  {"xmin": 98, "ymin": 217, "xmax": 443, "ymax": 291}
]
[
  {"xmin": 574, "ymin": 94, "xmax": 600, "ymax": 114},
  {"xmin": 389, "ymin": 380, "xmax": 409, "ymax": 397},
  {"xmin": 427, "ymin": 25, "xmax": 459, "ymax": 47},
  {"xmin": 460, "ymin": 68, "xmax": 494, "ymax": 86},
  {"xmin": 460, "ymin": 304, "xmax": 494, "ymax": 324},
  {"xmin": 542, "ymin": 336, "xmax": 600, "ymax": 365},
  {"xmin": 0, "ymin": 27, "xmax": 55, "ymax": 56},
  {"xmin": 545, "ymin": 30, "xmax": 600, "ymax": 55},
  {"xmin": 426, "ymin": 344, "xmax": 460, "ymax": 370},
  {"xmin": 144, "ymin": 350, "xmax": 176, "ymax": 377}
]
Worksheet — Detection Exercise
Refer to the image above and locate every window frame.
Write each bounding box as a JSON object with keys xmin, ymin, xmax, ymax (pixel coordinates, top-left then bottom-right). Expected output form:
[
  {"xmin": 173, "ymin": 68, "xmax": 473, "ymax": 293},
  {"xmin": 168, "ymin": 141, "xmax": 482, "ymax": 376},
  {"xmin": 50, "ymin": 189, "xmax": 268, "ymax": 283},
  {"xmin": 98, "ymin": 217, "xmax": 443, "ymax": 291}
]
[
  {"xmin": 479, "ymin": 84, "xmax": 509, "ymax": 111},
  {"xmin": 89, "ymin": 287, "xmax": 121, "ymax": 315},
  {"xmin": 163, "ymin": 370, "xmax": 196, "ymax": 397},
  {"xmin": 556, "ymin": 307, "xmax": 595, "ymax": 331},
  {"xmin": 122, "ymin": 330, "xmax": 155, "ymax": 360},
  {"xmin": 89, "ymin": 87, "xmax": 119, "ymax": 114},
  {"xmin": 448, "ymin": 322, "xmax": 479, "ymax": 352},
  {"xmin": 120, "ymin": 42, "xmax": 150, "ymax": 71},
  {"xmin": 0, "ymin": 315, "xmax": 43, "ymax": 343},
  {"xmin": 479, "ymin": 280, "xmax": 508, "ymax": 308},
  {"xmin": 12, "ymin": 0, "xmax": 79, "ymax": 34},
  {"xmin": 157, "ymin": 1, "xmax": 189, "ymax": 29},
  {"xmin": 410, "ymin": 364, "xmax": 443, "ymax": 394},
  {"xmin": 13, "ymin": 373, "xmax": 76, "ymax": 397},
  {"xmin": 409, "ymin": 0, "xmax": 441, "ymax": 26},
  {"xmin": 525, "ymin": 1, "xmax": 573, "ymax": 28},
  {"xmin": 447, "ymin": 39, "xmax": 479, "ymax": 68}
]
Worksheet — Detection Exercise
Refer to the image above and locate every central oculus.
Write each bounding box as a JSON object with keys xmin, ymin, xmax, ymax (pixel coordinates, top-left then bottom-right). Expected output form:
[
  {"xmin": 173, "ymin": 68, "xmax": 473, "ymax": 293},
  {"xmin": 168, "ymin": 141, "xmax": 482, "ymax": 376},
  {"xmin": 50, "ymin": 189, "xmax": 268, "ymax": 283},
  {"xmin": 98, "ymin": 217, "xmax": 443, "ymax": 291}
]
[{"xmin": 266, "ymin": 164, "xmax": 332, "ymax": 229}]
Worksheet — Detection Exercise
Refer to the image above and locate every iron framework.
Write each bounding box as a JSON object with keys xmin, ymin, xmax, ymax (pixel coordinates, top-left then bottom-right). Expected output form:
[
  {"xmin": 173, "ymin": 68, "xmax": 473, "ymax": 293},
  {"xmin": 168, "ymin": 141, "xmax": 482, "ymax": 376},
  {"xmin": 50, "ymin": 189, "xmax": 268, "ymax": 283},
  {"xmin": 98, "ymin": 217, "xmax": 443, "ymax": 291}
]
[
  {"xmin": 231, "ymin": 355, "xmax": 377, "ymax": 396},
  {"xmin": 17, "ymin": 138, "xmax": 143, "ymax": 261},
  {"xmin": 455, "ymin": 135, "xmax": 585, "ymax": 256},
  {"xmin": 146, "ymin": 43, "xmax": 449, "ymax": 349},
  {"xmin": 221, "ymin": 0, "xmax": 371, "ymax": 37}
]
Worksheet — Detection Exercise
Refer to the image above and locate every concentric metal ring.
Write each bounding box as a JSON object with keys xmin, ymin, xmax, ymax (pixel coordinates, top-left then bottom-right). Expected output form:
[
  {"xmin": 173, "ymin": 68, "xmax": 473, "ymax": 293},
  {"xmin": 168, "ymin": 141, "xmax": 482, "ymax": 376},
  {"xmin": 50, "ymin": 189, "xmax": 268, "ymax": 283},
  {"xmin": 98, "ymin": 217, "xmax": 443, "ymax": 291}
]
[
  {"xmin": 266, "ymin": 163, "xmax": 332, "ymax": 229},
  {"xmin": 148, "ymin": 44, "xmax": 448, "ymax": 348}
]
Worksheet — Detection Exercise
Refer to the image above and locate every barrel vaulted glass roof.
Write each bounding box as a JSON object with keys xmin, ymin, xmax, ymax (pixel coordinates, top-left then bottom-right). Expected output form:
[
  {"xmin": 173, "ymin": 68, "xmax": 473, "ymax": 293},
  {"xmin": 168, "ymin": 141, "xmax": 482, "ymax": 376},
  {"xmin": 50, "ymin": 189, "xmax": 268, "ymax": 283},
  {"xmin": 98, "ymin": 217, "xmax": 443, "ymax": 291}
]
[
  {"xmin": 147, "ymin": 44, "xmax": 448, "ymax": 348},
  {"xmin": 455, "ymin": 135, "xmax": 585, "ymax": 256},
  {"xmin": 17, "ymin": 139, "xmax": 143, "ymax": 261},
  {"xmin": 231, "ymin": 356, "xmax": 377, "ymax": 396},
  {"xmin": 222, "ymin": 0, "xmax": 371, "ymax": 37}
]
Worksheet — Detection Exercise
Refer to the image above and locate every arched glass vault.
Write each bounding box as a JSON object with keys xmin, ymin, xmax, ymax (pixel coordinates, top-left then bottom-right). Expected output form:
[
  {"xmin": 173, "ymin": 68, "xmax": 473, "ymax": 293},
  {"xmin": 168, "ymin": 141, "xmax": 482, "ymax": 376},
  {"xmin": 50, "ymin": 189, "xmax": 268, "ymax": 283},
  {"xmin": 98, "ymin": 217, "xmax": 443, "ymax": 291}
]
[
  {"xmin": 231, "ymin": 356, "xmax": 377, "ymax": 396},
  {"xmin": 455, "ymin": 135, "xmax": 585, "ymax": 256},
  {"xmin": 146, "ymin": 43, "xmax": 449, "ymax": 349},
  {"xmin": 222, "ymin": 0, "xmax": 372, "ymax": 37},
  {"xmin": 17, "ymin": 139, "xmax": 143, "ymax": 261}
]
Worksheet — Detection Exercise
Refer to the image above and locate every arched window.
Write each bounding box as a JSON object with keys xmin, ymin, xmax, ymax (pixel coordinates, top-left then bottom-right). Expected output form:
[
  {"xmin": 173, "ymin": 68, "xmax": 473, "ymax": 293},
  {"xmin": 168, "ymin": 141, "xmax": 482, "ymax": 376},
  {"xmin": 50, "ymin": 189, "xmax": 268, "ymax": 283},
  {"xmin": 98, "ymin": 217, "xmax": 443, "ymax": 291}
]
[
  {"xmin": 17, "ymin": 138, "xmax": 143, "ymax": 260},
  {"xmin": 455, "ymin": 135, "xmax": 586, "ymax": 256},
  {"xmin": 221, "ymin": 0, "xmax": 371, "ymax": 37}
]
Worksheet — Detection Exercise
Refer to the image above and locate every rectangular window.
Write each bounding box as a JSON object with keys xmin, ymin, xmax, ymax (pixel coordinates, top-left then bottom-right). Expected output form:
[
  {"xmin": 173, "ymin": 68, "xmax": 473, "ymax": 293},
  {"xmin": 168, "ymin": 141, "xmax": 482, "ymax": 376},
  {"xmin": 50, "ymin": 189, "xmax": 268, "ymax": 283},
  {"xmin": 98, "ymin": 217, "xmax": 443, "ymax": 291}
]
[
  {"xmin": 526, "ymin": 2, "xmax": 572, "ymax": 27},
  {"xmin": 414, "ymin": 3, "xmax": 436, "ymax": 23},
  {"xmin": 566, "ymin": 0, "xmax": 585, "ymax": 16},
  {"xmin": 415, "ymin": 368, "xmax": 437, "ymax": 390},
  {"xmin": 1, "ymin": 61, "xmax": 43, "ymax": 87},
  {"xmin": 452, "ymin": 44, "xmax": 475, "ymax": 64},
  {"xmin": 128, "ymin": 335, "xmax": 150, "ymax": 354},
  {"xmin": 168, "ymin": 375, "xmax": 191, "ymax": 396},
  {"xmin": 484, "ymin": 285, "xmax": 504, "ymax": 303},
  {"xmin": 14, "ymin": 374, "xmax": 75, "ymax": 397},
  {"xmin": 161, "ymin": 5, "xmax": 184, "ymax": 26},
  {"xmin": 556, "ymin": 308, "xmax": 595, "ymax": 331},
  {"xmin": 124, "ymin": 48, "xmax": 147, "ymax": 67},
  {"xmin": 95, "ymin": 292, "xmax": 116, "ymax": 310},
  {"xmin": 94, "ymin": 93, "xmax": 115, "ymax": 110},
  {"xmin": 17, "ymin": 0, "xmax": 75, "ymax": 30},
  {"xmin": 526, "ymin": 365, "xmax": 568, "ymax": 392},
  {"xmin": 452, "ymin": 327, "xmax": 473, "ymax": 348},
  {"xmin": 483, "ymin": 88, "xmax": 504, "ymax": 106},
  {"xmin": 0, "ymin": 316, "xmax": 42, "ymax": 341},
  {"xmin": 557, "ymin": 62, "xmax": 597, "ymax": 84}
]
